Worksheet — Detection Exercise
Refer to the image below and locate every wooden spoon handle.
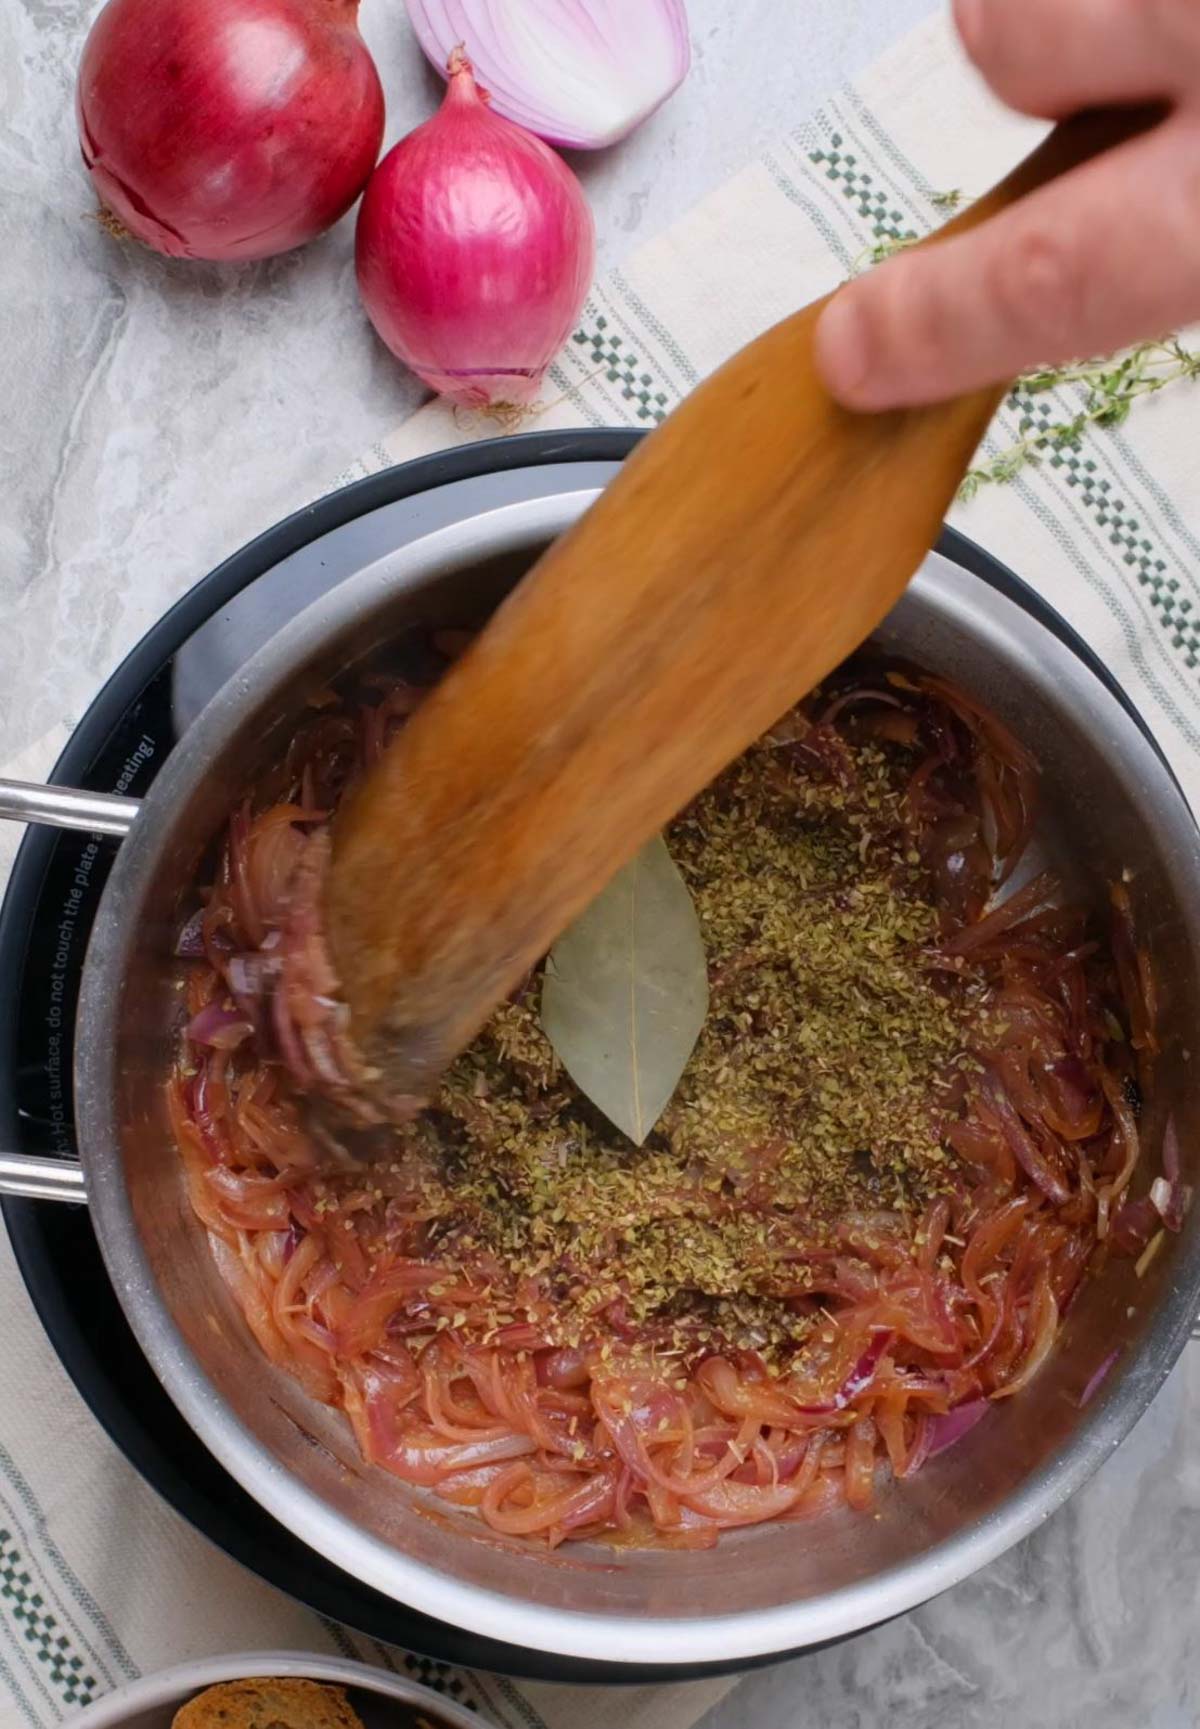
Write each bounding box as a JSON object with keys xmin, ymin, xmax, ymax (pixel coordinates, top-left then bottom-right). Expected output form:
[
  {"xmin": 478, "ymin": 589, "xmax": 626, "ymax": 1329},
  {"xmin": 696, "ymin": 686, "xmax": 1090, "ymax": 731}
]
[{"xmin": 326, "ymin": 105, "xmax": 1166, "ymax": 1103}]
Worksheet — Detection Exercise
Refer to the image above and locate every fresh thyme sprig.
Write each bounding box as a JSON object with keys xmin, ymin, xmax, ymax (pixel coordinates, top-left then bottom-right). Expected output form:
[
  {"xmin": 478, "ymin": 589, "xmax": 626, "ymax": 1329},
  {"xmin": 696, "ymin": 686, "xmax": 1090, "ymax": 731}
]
[
  {"xmin": 851, "ymin": 232, "xmax": 920, "ymax": 270},
  {"xmin": 848, "ymin": 186, "xmax": 1200, "ymax": 499},
  {"xmin": 959, "ymin": 339, "xmax": 1200, "ymax": 499},
  {"xmin": 850, "ymin": 188, "xmax": 971, "ymax": 271}
]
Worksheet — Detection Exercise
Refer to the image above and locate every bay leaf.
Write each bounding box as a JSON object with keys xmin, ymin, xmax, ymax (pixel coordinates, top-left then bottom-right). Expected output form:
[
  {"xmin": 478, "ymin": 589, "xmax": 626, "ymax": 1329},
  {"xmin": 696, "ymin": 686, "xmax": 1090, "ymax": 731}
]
[{"xmin": 540, "ymin": 836, "xmax": 709, "ymax": 1145}]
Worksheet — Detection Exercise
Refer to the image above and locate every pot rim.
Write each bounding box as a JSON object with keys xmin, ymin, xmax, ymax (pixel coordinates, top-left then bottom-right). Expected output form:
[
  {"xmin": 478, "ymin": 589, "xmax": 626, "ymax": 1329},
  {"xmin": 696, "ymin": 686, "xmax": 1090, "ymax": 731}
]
[{"xmin": 73, "ymin": 475, "xmax": 1200, "ymax": 1667}]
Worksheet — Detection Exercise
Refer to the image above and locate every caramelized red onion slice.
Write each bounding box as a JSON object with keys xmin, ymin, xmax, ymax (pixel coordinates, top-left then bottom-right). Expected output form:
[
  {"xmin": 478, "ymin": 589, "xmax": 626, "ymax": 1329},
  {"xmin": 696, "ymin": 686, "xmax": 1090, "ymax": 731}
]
[
  {"xmin": 1096, "ymin": 1072, "xmax": 1141, "ymax": 1240},
  {"xmin": 980, "ymin": 1071, "xmax": 1072, "ymax": 1206},
  {"xmin": 992, "ymin": 1274, "xmax": 1058, "ymax": 1400},
  {"xmin": 942, "ymin": 871, "xmax": 1062, "ymax": 958},
  {"xmin": 676, "ymin": 1474, "xmax": 819, "ymax": 1528},
  {"xmin": 227, "ymin": 952, "xmax": 272, "ymax": 1000},
  {"xmin": 175, "ymin": 909, "xmax": 206, "ymax": 958},
  {"xmin": 480, "ymin": 1463, "xmax": 617, "ymax": 1538},
  {"xmin": 1154, "ymin": 1118, "xmax": 1189, "ymax": 1232},
  {"xmin": 792, "ymin": 1329, "xmax": 895, "ymax": 1417},
  {"xmin": 186, "ymin": 1002, "xmax": 254, "ymax": 1050},
  {"xmin": 1110, "ymin": 881, "xmax": 1159, "ymax": 1060},
  {"xmin": 1078, "ymin": 1349, "xmax": 1120, "ymax": 1410},
  {"xmin": 384, "ymin": 1430, "xmax": 538, "ymax": 1487},
  {"xmin": 924, "ymin": 1398, "xmax": 988, "ymax": 1458},
  {"xmin": 817, "ymin": 688, "xmax": 906, "ymax": 727}
]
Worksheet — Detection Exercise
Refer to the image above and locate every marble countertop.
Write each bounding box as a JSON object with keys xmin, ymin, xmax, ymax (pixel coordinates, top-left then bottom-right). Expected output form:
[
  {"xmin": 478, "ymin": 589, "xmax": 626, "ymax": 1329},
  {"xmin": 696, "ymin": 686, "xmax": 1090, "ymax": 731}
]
[
  {"xmin": 1, "ymin": 0, "xmax": 930, "ymax": 781},
  {"xmin": 3, "ymin": 0, "xmax": 1198, "ymax": 1724}
]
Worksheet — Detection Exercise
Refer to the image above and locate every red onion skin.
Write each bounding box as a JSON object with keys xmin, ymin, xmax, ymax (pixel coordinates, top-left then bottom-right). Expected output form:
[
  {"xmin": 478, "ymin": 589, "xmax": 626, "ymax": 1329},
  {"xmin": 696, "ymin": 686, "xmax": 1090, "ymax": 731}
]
[
  {"xmin": 77, "ymin": 0, "xmax": 385, "ymax": 262},
  {"xmin": 355, "ymin": 56, "xmax": 595, "ymax": 407}
]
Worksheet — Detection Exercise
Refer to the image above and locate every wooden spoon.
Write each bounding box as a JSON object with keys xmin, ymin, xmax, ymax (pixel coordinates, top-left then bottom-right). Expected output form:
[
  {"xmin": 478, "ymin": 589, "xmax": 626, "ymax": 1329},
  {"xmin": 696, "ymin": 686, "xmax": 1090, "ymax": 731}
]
[{"xmin": 326, "ymin": 109, "xmax": 1154, "ymax": 1104}]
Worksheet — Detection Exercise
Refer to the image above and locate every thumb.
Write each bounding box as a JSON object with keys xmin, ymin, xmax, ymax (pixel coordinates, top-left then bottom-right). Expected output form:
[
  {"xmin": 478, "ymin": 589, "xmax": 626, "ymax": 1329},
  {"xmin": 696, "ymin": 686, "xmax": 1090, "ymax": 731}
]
[{"xmin": 813, "ymin": 116, "xmax": 1200, "ymax": 411}]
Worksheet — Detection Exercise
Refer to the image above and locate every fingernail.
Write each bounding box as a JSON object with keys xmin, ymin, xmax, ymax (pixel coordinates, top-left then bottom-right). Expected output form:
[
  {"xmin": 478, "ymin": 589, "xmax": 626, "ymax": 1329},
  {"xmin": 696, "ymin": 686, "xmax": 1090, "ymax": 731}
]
[
  {"xmin": 954, "ymin": 0, "xmax": 984, "ymax": 56},
  {"xmin": 815, "ymin": 293, "xmax": 872, "ymax": 407}
]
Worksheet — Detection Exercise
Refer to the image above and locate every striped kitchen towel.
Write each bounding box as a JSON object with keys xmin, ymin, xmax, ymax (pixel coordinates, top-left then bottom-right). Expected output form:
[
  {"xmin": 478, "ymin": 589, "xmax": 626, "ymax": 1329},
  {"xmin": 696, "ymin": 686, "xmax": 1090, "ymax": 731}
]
[{"xmin": 3, "ymin": 9, "xmax": 1199, "ymax": 1729}]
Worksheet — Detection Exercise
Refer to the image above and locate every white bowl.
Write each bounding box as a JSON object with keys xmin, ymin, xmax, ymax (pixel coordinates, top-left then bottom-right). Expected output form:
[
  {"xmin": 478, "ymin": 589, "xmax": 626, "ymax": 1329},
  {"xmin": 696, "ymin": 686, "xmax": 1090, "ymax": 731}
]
[{"xmin": 64, "ymin": 1651, "xmax": 489, "ymax": 1729}]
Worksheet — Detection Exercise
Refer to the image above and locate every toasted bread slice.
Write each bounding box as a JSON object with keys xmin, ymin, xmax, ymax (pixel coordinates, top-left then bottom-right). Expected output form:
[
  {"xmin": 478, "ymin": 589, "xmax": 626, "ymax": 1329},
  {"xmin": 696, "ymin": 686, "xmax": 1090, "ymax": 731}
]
[{"xmin": 172, "ymin": 1677, "xmax": 367, "ymax": 1729}]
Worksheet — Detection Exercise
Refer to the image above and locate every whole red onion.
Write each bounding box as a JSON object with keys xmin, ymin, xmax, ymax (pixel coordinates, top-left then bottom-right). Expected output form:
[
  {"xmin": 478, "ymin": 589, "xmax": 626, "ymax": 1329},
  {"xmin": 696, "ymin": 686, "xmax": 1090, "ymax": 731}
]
[
  {"xmin": 76, "ymin": 0, "xmax": 385, "ymax": 262},
  {"xmin": 355, "ymin": 52, "xmax": 595, "ymax": 407}
]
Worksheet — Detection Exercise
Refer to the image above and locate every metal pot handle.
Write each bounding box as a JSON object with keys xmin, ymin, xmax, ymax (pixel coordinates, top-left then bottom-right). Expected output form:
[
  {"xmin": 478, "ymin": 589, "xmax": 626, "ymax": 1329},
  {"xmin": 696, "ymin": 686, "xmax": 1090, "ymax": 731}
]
[
  {"xmin": 0, "ymin": 1154, "xmax": 87, "ymax": 1203},
  {"xmin": 0, "ymin": 778, "xmax": 139, "ymax": 838},
  {"xmin": 0, "ymin": 778, "xmax": 139, "ymax": 1204}
]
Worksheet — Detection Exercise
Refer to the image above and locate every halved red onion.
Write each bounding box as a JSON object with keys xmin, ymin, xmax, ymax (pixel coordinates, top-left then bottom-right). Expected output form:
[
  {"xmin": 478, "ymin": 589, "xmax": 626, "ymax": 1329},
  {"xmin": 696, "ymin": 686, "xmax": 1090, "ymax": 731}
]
[{"xmin": 404, "ymin": 0, "xmax": 691, "ymax": 149}]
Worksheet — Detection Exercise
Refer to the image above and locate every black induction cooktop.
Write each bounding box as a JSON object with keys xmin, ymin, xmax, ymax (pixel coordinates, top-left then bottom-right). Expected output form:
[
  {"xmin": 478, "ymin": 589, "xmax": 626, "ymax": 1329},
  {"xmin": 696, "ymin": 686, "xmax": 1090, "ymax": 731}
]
[{"xmin": 0, "ymin": 429, "xmax": 1169, "ymax": 1684}]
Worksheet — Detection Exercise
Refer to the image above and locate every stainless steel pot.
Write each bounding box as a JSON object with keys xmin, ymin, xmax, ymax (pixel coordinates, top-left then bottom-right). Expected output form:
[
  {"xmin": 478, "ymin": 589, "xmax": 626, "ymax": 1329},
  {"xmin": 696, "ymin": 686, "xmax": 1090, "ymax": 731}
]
[{"xmin": 2, "ymin": 480, "xmax": 1199, "ymax": 1668}]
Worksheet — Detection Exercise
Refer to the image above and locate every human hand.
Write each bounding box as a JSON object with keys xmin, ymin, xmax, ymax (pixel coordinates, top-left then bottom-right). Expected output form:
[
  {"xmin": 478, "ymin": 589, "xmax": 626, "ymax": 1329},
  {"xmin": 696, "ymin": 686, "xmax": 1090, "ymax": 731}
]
[{"xmin": 814, "ymin": 0, "xmax": 1200, "ymax": 410}]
